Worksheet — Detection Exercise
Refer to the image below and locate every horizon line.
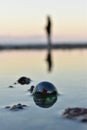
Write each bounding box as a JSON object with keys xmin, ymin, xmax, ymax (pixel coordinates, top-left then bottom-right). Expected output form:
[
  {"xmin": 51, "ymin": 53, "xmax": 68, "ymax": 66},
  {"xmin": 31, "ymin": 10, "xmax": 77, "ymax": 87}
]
[{"xmin": 0, "ymin": 43, "xmax": 87, "ymax": 50}]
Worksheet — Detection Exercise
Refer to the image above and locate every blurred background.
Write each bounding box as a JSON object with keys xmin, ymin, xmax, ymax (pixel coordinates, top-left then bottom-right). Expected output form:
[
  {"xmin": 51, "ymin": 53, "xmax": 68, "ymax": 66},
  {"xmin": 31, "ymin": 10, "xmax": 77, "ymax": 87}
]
[
  {"xmin": 0, "ymin": 0, "xmax": 87, "ymax": 44},
  {"xmin": 0, "ymin": 1, "xmax": 87, "ymax": 130}
]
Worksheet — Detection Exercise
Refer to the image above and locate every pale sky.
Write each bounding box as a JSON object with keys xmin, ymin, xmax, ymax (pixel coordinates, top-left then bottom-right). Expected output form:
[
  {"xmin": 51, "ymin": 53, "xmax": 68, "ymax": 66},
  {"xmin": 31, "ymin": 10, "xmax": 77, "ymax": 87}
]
[{"xmin": 0, "ymin": 0, "xmax": 87, "ymax": 43}]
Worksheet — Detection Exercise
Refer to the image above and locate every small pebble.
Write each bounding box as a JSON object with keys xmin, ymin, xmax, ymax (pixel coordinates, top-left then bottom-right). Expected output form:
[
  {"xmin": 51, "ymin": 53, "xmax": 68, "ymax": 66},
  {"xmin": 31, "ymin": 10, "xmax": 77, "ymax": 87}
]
[
  {"xmin": 17, "ymin": 76, "xmax": 32, "ymax": 85},
  {"xmin": 63, "ymin": 107, "xmax": 87, "ymax": 123},
  {"xmin": 5, "ymin": 106, "xmax": 10, "ymax": 109},
  {"xmin": 28, "ymin": 85, "xmax": 35, "ymax": 93},
  {"xmin": 9, "ymin": 86, "xmax": 14, "ymax": 88},
  {"xmin": 5, "ymin": 103, "xmax": 28, "ymax": 111},
  {"xmin": 81, "ymin": 119, "xmax": 87, "ymax": 123}
]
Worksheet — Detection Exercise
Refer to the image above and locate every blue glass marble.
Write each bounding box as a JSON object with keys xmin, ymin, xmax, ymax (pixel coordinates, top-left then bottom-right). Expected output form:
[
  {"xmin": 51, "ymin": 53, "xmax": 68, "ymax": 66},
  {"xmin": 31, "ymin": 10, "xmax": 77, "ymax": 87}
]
[{"xmin": 33, "ymin": 81, "xmax": 58, "ymax": 108}]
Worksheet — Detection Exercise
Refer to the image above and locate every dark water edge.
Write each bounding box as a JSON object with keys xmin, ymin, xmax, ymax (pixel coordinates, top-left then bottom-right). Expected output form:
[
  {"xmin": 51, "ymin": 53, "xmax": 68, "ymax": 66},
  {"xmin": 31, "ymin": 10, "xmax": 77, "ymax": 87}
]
[{"xmin": 0, "ymin": 43, "xmax": 87, "ymax": 50}]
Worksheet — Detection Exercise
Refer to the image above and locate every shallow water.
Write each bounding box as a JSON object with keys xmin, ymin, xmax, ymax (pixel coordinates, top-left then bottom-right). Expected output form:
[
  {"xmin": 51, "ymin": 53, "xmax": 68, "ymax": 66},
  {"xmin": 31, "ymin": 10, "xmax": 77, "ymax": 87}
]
[{"xmin": 0, "ymin": 49, "xmax": 87, "ymax": 130}]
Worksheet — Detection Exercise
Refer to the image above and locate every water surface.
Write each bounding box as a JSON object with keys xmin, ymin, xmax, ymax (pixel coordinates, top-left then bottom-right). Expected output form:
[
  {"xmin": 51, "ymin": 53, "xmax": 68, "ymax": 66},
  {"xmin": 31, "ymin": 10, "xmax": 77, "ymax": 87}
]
[{"xmin": 0, "ymin": 49, "xmax": 87, "ymax": 130}]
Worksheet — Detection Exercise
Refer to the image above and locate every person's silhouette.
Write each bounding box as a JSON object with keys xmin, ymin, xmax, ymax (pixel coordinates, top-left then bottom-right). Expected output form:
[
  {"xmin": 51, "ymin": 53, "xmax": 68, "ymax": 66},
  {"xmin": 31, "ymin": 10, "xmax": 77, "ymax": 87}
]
[
  {"xmin": 45, "ymin": 15, "xmax": 53, "ymax": 72},
  {"xmin": 45, "ymin": 16, "xmax": 52, "ymax": 46}
]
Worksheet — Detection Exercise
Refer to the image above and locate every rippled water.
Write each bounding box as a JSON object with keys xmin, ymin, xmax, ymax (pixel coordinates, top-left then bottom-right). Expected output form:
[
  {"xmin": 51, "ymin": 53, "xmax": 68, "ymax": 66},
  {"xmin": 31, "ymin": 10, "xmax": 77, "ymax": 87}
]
[{"xmin": 0, "ymin": 49, "xmax": 87, "ymax": 130}]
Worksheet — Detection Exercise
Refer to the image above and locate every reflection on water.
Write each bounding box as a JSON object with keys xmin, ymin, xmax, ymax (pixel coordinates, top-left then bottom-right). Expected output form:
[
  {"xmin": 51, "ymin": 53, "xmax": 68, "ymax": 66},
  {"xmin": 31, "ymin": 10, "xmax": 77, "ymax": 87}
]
[
  {"xmin": 46, "ymin": 50, "xmax": 53, "ymax": 72},
  {"xmin": 33, "ymin": 81, "xmax": 58, "ymax": 108}
]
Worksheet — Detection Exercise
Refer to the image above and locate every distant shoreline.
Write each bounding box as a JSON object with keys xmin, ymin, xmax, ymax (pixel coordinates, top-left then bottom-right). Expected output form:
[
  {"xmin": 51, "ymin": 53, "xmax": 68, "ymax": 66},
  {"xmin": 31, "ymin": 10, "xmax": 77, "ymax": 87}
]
[{"xmin": 0, "ymin": 43, "xmax": 87, "ymax": 50}]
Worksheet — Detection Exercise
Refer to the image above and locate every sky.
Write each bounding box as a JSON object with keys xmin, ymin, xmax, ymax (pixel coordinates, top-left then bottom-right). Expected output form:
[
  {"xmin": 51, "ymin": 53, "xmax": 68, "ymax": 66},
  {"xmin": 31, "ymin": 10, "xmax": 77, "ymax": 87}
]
[{"xmin": 0, "ymin": 0, "xmax": 87, "ymax": 43}]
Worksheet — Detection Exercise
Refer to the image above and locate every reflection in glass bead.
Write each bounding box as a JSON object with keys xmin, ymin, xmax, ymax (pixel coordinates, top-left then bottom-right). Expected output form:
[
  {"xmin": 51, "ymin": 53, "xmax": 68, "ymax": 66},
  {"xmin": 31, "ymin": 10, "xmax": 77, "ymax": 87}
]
[{"xmin": 33, "ymin": 81, "xmax": 58, "ymax": 108}]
